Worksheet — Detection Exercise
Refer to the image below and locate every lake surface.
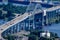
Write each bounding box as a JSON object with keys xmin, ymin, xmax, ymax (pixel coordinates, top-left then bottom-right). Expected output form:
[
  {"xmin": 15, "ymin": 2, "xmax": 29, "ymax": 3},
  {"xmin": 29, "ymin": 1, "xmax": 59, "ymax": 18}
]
[
  {"xmin": 44, "ymin": 23, "xmax": 60, "ymax": 37},
  {"xmin": 0, "ymin": 1, "xmax": 60, "ymax": 37}
]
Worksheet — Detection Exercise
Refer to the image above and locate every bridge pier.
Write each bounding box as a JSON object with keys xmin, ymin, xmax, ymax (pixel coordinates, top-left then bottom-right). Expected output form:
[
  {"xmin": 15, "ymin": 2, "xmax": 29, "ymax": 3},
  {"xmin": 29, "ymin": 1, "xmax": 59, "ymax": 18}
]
[
  {"xmin": 0, "ymin": 33, "xmax": 5, "ymax": 40},
  {"xmin": 17, "ymin": 23, "xmax": 20, "ymax": 32}
]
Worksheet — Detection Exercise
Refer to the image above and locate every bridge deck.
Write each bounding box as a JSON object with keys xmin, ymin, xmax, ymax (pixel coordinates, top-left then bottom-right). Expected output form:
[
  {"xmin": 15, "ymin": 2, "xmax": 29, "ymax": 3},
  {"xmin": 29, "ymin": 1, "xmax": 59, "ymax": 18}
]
[
  {"xmin": 0, "ymin": 5, "xmax": 60, "ymax": 39},
  {"xmin": 0, "ymin": 13, "xmax": 31, "ymax": 33},
  {"xmin": 46, "ymin": 6, "xmax": 60, "ymax": 11},
  {"xmin": 0, "ymin": 5, "xmax": 60, "ymax": 33}
]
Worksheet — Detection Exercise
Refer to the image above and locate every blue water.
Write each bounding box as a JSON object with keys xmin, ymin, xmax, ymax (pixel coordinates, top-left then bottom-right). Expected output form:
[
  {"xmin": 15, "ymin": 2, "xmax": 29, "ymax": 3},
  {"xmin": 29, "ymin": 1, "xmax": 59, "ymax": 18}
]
[
  {"xmin": 0, "ymin": 1, "xmax": 60, "ymax": 37},
  {"xmin": 0, "ymin": 0, "xmax": 2, "ymax": 2},
  {"xmin": 44, "ymin": 23, "xmax": 60, "ymax": 37},
  {"xmin": 53, "ymin": 1, "xmax": 60, "ymax": 5},
  {"xmin": 0, "ymin": 18, "xmax": 60, "ymax": 37}
]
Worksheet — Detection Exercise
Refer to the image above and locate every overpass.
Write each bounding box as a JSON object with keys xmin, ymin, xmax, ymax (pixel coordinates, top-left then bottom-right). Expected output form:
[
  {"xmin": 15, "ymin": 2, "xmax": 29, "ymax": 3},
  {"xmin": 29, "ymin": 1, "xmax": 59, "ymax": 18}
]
[
  {"xmin": 0, "ymin": 3, "xmax": 43, "ymax": 40},
  {"xmin": 0, "ymin": 3, "xmax": 60, "ymax": 40}
]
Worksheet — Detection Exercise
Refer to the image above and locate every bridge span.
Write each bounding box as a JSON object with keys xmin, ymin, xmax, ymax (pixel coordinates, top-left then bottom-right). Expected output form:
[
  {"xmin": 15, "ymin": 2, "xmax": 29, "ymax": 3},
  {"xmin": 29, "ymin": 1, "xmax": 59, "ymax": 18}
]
[{"xmin": 0, "ymin": 4, "xmax": 60, "ymax": 40}]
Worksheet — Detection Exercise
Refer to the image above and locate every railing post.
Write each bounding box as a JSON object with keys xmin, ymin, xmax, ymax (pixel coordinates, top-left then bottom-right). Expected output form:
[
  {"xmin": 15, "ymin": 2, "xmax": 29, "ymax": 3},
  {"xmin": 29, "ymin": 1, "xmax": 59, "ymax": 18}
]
[
  {"xmin": 15, "ymin": 24, "xmax": 17, "ymax": 33},
  {"xmin": 17, "ymin": 23, "xmax": 19, "ymax": 32}
]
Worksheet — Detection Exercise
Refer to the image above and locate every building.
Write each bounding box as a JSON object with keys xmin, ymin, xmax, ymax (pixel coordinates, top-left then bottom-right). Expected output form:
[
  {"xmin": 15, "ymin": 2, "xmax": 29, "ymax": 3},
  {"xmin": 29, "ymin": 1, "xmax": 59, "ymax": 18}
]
[{"xmin": 40, "ymin": 31, "xmax": 50, "ymax": 38}]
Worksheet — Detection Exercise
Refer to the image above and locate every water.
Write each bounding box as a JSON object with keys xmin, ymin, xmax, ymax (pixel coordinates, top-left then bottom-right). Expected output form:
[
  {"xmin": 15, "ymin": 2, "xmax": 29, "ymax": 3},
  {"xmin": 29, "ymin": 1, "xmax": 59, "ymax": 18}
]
[
  {"xmin": 44, "ymin": 23, "xmax": 60, "ymax": 37},
  {"xmin": 0, "ymin": 1, "xmax": 60, "ymax": 37},
  {"xmin": 53, "ymin": 1, "xmax": 60, "ymax": 5}
]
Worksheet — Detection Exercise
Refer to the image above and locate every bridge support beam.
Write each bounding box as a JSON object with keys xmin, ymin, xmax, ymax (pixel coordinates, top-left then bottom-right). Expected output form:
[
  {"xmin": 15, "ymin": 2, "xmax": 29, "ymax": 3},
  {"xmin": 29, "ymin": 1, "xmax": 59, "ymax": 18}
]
[{"xmin": 0, "ymin": 33, "xmax": 5, "ymax": 40}]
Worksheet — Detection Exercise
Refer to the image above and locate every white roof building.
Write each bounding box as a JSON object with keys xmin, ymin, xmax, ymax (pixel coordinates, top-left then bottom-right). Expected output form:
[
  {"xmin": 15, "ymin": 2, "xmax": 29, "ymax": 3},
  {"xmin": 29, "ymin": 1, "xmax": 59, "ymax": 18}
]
[{"xmin": 40, "ymin": 31, "xmax": 50, "ymax": 38}]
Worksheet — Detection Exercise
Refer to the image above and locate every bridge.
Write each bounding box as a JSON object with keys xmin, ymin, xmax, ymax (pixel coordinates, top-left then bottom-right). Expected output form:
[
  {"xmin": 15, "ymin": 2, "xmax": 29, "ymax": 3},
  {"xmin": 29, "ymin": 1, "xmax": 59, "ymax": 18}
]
[
  {"xmin": 0, "ymin": 2, "xmax": 60, "ymax": 40},
  {"xmin": 0, "ymin": 3, "xmax": 43, "ymax": 40},
  {"xmin": 46, "ymin": 6, "xmax": 60, "ymax": 11}
]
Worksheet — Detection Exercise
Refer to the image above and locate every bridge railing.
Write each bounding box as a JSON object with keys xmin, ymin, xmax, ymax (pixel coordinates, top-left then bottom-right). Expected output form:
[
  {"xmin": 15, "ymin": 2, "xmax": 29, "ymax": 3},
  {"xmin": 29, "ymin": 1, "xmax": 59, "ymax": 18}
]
[
  {"xmin": 0, "ymin": 13, "xmax": 31, "ymax": 33},
  {"xmin": 46, "ymin": 6, "xmax": 60, "ymax": 11}
]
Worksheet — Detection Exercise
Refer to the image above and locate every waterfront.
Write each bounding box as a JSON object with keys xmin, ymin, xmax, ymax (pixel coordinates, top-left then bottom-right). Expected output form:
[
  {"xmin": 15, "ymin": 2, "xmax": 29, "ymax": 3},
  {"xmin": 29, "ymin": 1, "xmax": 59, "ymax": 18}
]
[
  {"xmin": 44, "ymin": 23, "xmax": 60, "ymax": 37},
  {"xmin": 0, "ymin": 19, "xmax": 60, "ymax": 37},
  {"xmin": 0, "ymin": 0, "xmax": 60, "ymax": 40}
]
